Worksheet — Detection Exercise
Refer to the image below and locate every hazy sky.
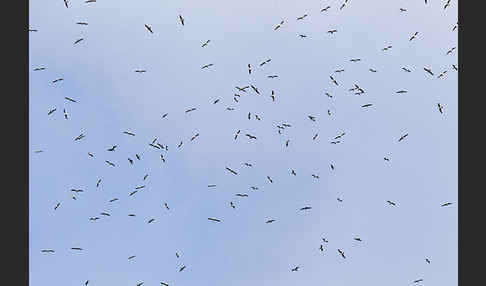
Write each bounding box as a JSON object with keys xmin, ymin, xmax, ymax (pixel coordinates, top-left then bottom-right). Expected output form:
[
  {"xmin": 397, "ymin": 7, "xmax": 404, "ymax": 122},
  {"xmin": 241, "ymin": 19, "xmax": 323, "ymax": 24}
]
[{"xmin": 29, "ymin": 0, "xmax": 457, "ymax": 285}]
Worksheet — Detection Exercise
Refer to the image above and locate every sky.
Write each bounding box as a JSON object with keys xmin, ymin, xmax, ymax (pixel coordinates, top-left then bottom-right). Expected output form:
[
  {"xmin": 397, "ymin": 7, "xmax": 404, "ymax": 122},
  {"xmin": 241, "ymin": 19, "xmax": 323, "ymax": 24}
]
[{"xmin": 29, "ymin": 0, "xmax": 458, "ymax": 285}]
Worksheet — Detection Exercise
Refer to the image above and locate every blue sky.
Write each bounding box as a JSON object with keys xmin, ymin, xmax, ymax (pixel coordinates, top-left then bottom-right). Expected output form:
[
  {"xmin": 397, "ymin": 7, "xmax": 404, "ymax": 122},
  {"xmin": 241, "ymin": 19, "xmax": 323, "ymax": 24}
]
[{"xmin": 29, "ymin": 0, "xmax": 457, "ymax": 285}]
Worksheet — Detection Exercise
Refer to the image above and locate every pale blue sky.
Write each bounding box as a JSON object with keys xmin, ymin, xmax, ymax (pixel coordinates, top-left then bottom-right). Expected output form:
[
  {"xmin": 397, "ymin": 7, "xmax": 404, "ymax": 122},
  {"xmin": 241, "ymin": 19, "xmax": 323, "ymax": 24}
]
[{"xmin": 29, "ymin": 0, "xmax": 457, "ymax": 285}]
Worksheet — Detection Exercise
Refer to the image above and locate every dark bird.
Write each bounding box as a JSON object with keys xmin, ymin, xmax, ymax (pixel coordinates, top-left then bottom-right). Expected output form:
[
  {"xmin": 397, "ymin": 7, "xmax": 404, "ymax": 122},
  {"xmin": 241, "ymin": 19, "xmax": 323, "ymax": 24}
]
[
  {"xmin": 330, "ymin": 164, "xmax": 334, "ymax": 170},
  {"xmin": 312, "ymin": 174, "xmax": 320, "ymax": 179},
  {"xmin": 322, "ymin": 238, "xmax": 329, "ymax": 243},
  {"xmin": 54, "ymin": 202, "xmax": 60, "ymax": 210},
  {"xmin": 338, "ymin": 249, "xmax": 346, "ymax": 258},
  {"xmin": 267, "ymin": 75, "xmax": 278, "ymax": 79},
  {"xmin": 308, "ymin": 115, "xmax": 316, "ymax": 121},
  {"xmin": 236, "ymin": 86, "xmax": 249, "ymax": 92},
  {"xmin": 300, "ymin": 206, "xmax": 311, "ymax": 211},
  {"xmin": 267, "ymin": 176, "xmax": 273, "ymax": 183},
  {"xmin": 34, "ymin": 67, "xmax": 46, "ymax": 71},
  {"xmin": 64, "ymin": 0, "xmax": 69, "ymax": 8},
  {"xmin": 438, "ymin": 103, "xmax": 444, "ymax": 114},
  {"xmin": 402, "ymin": 67, "xmax": 412, "ymax": 72},
  {"xmin": 321, "ymin": 6, "xmax": 331, "ymax": 12},
  {"xmin": 71, "ymin": 189, "xmax": 84, "ymax": 193},
  {"xmin": 179, "ymin": 265, "xmax": 186, "ymax": 272},
  {"xmin": 248, "ymin": 64, "xmax": 252, "ymax": 74},
  {"xmin": 335, "ymin": 69, "xmax": 345, "ymax": 73},
  {"xmin": 134, "ymin": 70, "xmax": 146, "ymax": 73},
  {"xmin": 260, "ymin": 59, "xmax": 271, "ymax": 66},
  {"xmin": 384, "ymin": 157, "xmax": 390, "ymax": 161},
  {"xmin": 128, "ymin": 214, "xmax": 136, "ymax": 217},
  {"xmin": 135, "ymin": 185, "xmax": 145, "ymax": 190},
  {"xmin": 85, "ymin": 281, "xmax": 89, "ymax": 285},
  {"xmin": 444, "ymin": 0, "xmax": 451, "ymax": 9},
  {"xmin": 47, "ymin": 108, "xmax": 57, "ymax": 115},
  {"xmin": 327, "ymin": 29, "xmax": 338, "ymax": 34},
  {"xmin": 413, "ymin": 279, "xmax": 424, "ymax": 283},
  {"xmin": 250, "ymin": 186, "xmax": 259, "ymax": 191},
  {"xmin": 337, "ymin": 198, "xmax": 343, "ymax": 202},
  {"xmin": 266, "ymin": 219, "xmax": 276, "ymax": 223},
  {"xmin": 128, "ymin": 255, "xmax": 136, "ymax": 260},
  {"xmin": 285, "ymin": 140, "xmax": 290, "ymax": 147},
  {"xmin": 135, "ymin": 154, "xmax": 141, "ymax": 160},
  {"xmin": 251, "ymin": 85, "xmax": 260, "ymax": 94},
  {"xmin": 446, "ymin": 47, "xmax": 456, "ymax": 55},
  {"xmin": 386, "ymin": 200, "xmax": 397, "ymax": 206},
  {"xmin": 128, "ymin": 158, "xmax": 133, "ymax": 164},
  {"xmin": 202, "ymin": 40, "xmax": 210, "ymax": 47},
  {"xmin": 234, "ymin": 130, "xmax": 240, "ymax": 140},
  {"xmin": 226, "ymin": 167, "xmax": 238, "ymax": 175},
  {"xmin": 291, "ymin": 266, "xmax": 300, "ymax": 272},
  {"xmin": 398, "ymin": 133, "xmax": 408, "ymax": 142},
  {"xmin": 74, "ymin": 38, "xmax": 84, "ymax": 45},
  {"xmin": 354, "ymin": 237, "xmax": 362, "ymax": 241},
  {"xmin": 426, "ymin": 258, "xmax": 431, "ymax": 264},
  {"xmin": 230, "ymin": 202, "xmax": 235, "ymax": 209},
  {"xmin": 185, "ymin": 108, "xmax": 196, "ymax": 113},
  {"xmin": 143, "ymin": 174, "xmax": 148, "ymax": 180},
  {"xmin": 100, "ymin": 212, "xmax": 110, "ymax": 216},
  {"xmin": 161, "ymin": 283, "xmax": 169, "ymax": 286},
  {"xmin": 313, "ymin": 134, "xmax": 318, "ymax": 140},
  {"xmin": 319, "ymin": 245, "xmax": 324, "ymax": 251},
  {"xmin": 63, "ymin": 109, "xmax": 68, "ymax": 119},
  {"xmin": 369, "ymin": 68, "xmax": 377, "ymax": 72},
  {"xmin": 201, "ymin": 64, "xmax": 213, "ymax": 69},
  {"xmin": 424, "ymin": 67, "xmax": 434, "ymax": 76},
  {"xmin": 88, "ymin": 152, "xmax": 94, "ymax": 157},
  {"xmin": 330, "ymin": 76, "xmax": 338, "ymax": 85},
  {"xmin": 136, "ymin": 283, "xmax": 144, "ymax": 286},
  {"xmin": 162, "ymin": 113, "xmax": 168, "ymax": 118},
  {"xmin": 213, "ymin": 99, "xmax": 219, "ymax": 104},
  {"xmin": 148, "ymin": 219, "xmax": 155, "ymax": 223},
  {"xmin": 409, "ymin": 32, "xmax": 418, "ymax": 41},
  {"xmin": 123, "ymin": 131, "xmax": 135, "ymax": 136},
  {"xmin": 109, "ymin": 198, "xmax": 118, "ymax": 202},
  {"xmin": 362, "ymin": 104, "xmax": 373, "ymax": 108},
  {"xmin": 191, "ymin": 133, "xmax": 200, "ymax": 141},
  {"xmin": 107, "ymin": 145, "xmax": 117, "ymax": 151},
  {"xmin": 340, "ymin": 3, "xmax": 346, "ymax": 10},
  {"xmin": 400, "ymin": 8, "xmax": 407, "ymax": 12},
  {"xmin": 71, "ymin": 247, "xmax": 83, "ymax": 251},
  {"xmin": 129, "ymin": 190, "xmax": 138, "ymax": 196},
  {"xmin": 396, "ymin": 90, "xmax": 408, "ymax": 94},
  {"xmin": 236, "ymin": 193, "xmax": 248, "ymax": 197},
  {"xmin": 297, "ymin": 14, "xmax": 308, "ymax": 20},
  {"xmin": 298, "ymin": 34, "xmax": 307, "ymax": 38},
  {"xmin": 246, "ymin": 134, "xmax": 257, "ymax": 140},
  {"xmin": 291, "ymin": 169, "xmax": 297, "ymax": 176},
  {"xmin": 177, "ymin": 141, "xmax": 183, "ymax": 148},
  {"xmin": 65, "ymin": 97, "xmax": 77, "ymax": 103},
  {"xmin": 441, "ymin": 202, "xmax": 453, "ymax": 207},
  {"xmin": 144, "ymin": 24, "xmax": 153, "ymax": 33},
  {"xmin": 77, "ymin": 22, "xmax": 88, "ymax": 25},
  {"xmin": 179, "ymin": 15, "xmax": 184, "ymax": 26},
  {"xmin": 350, "ymin": 58, "xmax": 361, "ymax": 62},
  {"xmin": 382, "ymin": 45, "xmax": 392, "ymax": 51},
  {"xmin": 274, "ymin": 20, "xmax": 284, "ymax": 30},
  {"xmin": 208, "ymin": 184, "xmax": 217, "ymax": 188},
  {"xmin": 89, "ymin": 217, "xmax": 99, "ymax": 221},
  {"xmin": 208, "ymin": 218, "xmax": 221, "ymax": 222},
  {"xmin": 164, "ymin": 203, "xmax": 169, "ymax": 210},
  {"xmin": 29, "ymin": 29, "xmax": 38, "ymax": 32},
  {"xmin": 41, "ymin": 249, "xmax": 55, "ymax": 253},
  {"xmin": 52, "ymin": 78, "xmax": 64, "ymax": 83}
]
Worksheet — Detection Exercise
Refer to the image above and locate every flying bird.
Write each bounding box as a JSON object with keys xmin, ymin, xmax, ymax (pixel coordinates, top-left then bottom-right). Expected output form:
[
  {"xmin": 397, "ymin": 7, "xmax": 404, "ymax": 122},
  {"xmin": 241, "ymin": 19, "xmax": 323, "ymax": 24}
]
[
  {"xmin": 74, "ymin": 38, "xmax": 84, "ymax": 45},
  {"xmin": 327, "ymin": 29, "xmax": 337, "ymax": 34},
  {"xmin": 330, "ymin": 76, "xmax": 338, "ymax": 85},
  {"xmin": 398, "ymin": 133, "xmax": 408, "ymax": 142},
  {"xmin": 321, "ymin": 6, "xmax": 331, "ymax": 12},
  {"xmin": 226, "ymin": 167, "xmax": 238, "ymax": 175},
  {"xmin": 123, "ymin": 131, "xmax": 135, "ymax": 136},
  {"xmin": 300, "ymin": 206, "xmax": 311, "ymax": 211},
  {"xmin": 291, "ymin": 266, "xmax": 300, "ymax": 272},
  {"xmin": 148, "ymin": 219, "xmax": 155, "ymax": 223},
  {"xmin": 402, "ymin": 67, "xmax": 412, "ymax": 72},
  {"xmin": 424, "ymin": 67, "xmax": 434, "ymax": 75},
  {"xmin": 41, "ymin": 249, "xmax": 55, "ymax": 253},
  {"xmin": 266, "ymin": 219, "xmax": 276, "ymax": 223},
  {"xmin": 441, "ymin": 202, "xmax": 453, "ymax": 207},
  {"xmin": 202, "ymin": 40, "xmax": 210, "ymax": 47},
  {"xmin": 52, "ymin": 78, "xmax": 63, "ymax": 83},
  {"xmin": 65, "ymin": 97, "xmax": 77, "ymax": 103},
  {"xmin": 386, "ymin": 200, "xmax": 397, "ymax": 206},
  {"xmin": 47, "ymin": 108, "xmax": 56, "ymax": 115},
  {"xmin": 274, "ymin": 20, "xmax": 284, "ymax": 30},
  {"xmin": 413, "ymin": 279, "xmax": 424, "ymax": 283},
  {"xmin": 144, "ymin": 24, "xmax": 153, "ymax": 33},
  {"xmin": 208, "ymin": 218, "xmax": 221, "ymax": 222},
  {"xmin": 185, "ymin": 108, "xmax": 196, "ymax": 113},
  {"xmin": 297, "ymin": 14, "xmax": 308, "ymax": 20},
  {"xmin": 64, "ymin": 0, "xmax": 69, "ymax": 8},
  {"xmin": 107, "ymin": 145, "xmax": 117, "ymax": 151},
  {"xmin": 438, "ymin": 103, "xmax": 444, "ymax": 114},
  {"xmin": 201, "ymin": 64, "xmax": 213, "ymax": 69},
  {"xmin": 179, "ymin": 265, "xmax": 186, "ymax": 272},
  {"xmin": 179, "ymin": 15, "xmax": 184, "ymax": 26},
  {"xmin": 338, "ymin": 249, "xmax": 346, "ymax": 258},
  {"xmin": 77, "ymin": 22, "xmax": 88, "ymax": 25},
  {"xmin": 409, "ymin": 32, "xmax": 418, "ymax": 41},
  {"xmin": 362, "ymin": 104, "xmax": 373, "ymax": 108}
]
